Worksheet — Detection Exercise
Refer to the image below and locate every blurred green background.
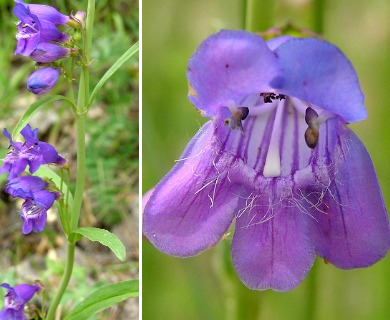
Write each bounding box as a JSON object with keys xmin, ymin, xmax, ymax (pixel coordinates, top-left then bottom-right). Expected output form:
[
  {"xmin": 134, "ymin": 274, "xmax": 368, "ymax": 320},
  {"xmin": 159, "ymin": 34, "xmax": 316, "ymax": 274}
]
[{"xmin": 142, "ymin": 0, "xmax": 390, "ymax": 319}]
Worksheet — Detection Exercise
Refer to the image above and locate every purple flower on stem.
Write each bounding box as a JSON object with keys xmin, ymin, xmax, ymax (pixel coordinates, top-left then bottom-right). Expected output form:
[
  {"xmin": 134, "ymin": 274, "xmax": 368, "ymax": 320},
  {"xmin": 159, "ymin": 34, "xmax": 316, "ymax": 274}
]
[
  {"xmin": 143, "ymin": 30, "xmax": 390, "ymax": 291},
  {"xmin": 0, "ymin": 282, "xmax": 40, "ymax": 320},
  {"xmin": 30, "ymin": 42, "xmax": 69, "ymax": 63},
  {"xmin": 0, "ymin": 124, "xmax": 66, "ymax": 179},
  {"xmin": 13, "ymin": 1, "xmax": 68, "ymax": 56},
  {"xmin": 26, "ymin": 67, "xmax": 61, "ymax": 95},
  {"xmin": 6, "ymin": 176, "xmax": 59, "ymax": 234}
]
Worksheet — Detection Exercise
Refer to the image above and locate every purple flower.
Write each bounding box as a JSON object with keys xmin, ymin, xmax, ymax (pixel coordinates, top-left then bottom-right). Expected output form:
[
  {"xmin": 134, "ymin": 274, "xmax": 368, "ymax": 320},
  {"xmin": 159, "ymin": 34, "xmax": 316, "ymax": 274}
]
[
  {"xmin": 30, "ymin": 42, "xmax": 69, "ymax": 63},
  {"xmin": 6, "ymin": 176, "xmax": 59, "ymax": 234},
  {"xmin": 26, "ymin": 67, "xmax": 60, "ymax": 95},
  {"xmin": 15, "ymin": 0, "xmax": 69, "ymax": 25},
  {"xmin": 14, "ymin": 1, "xmax": 68, "ymax": 56},
  {"xmin": 6, "ymin": 176, "xmax": 48, "ymax": 198},
  {"xmin": 0, "ymin": 124, "xmax": 66, "ymax": 179},
  {"xmin": 0, "ymin": 282, "xmax": 40, "ymax": 320},
  {"xmin": 143, "ymin": 30, "xmax": 390, "ymax": 291}
]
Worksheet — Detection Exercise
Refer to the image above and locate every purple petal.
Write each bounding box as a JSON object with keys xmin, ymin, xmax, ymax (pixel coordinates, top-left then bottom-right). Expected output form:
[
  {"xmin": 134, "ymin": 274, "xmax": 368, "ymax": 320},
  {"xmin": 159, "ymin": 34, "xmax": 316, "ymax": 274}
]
[
  {"xmin": 39, "ymin": 19, "xmax": 68, "ymax": 43},
  {"xmin": 9, "ymin": 158, "xmax": 28, "ymax": 179},
  {"xmin": 22, "ymin": 217, "xmax": 33, "ymax": 234},
  {"xmin": 6, "ymin": 176, "xmax": 48, "ymax": 198},
  {"xmin": 187, "ymin": 30, "xmax": 282, "ymax": 117},
  {"xmin": 26, "ymin": 5, "xmax": 68, "ymax": 25},
  {"xmin": 0, "ymin": 309, "xmax": 14, "ymax": 319},
  {"xmin": 310, "ymin": 122, "xmax": 389, "ymax": 268},
  {"xmin": 143, "ymin": 121, "xmax": 240, "ymax": 256},
  {"xmin": 231, "ymin": 190, "xmax": 315, "ymax": 291},
  {"xmin": 142, "ymin": 188, "xmax": 154, "ymax": 211},
  {"xmin": 13, "ymin": 3, "xmax": 29, "ymax": 20},
  {"xmin": 30, "ymin": 42, "xmax": 69, "ymax": 63},
  {"xmin": 0, "ymin": 283, "xmax": 11, "ymax": 290},
  {"xmin": 32, "ymin": 210, "xmax": 47, "ymax": 233},
  {"xmin": 0, "ymin": 162, "xmax": 12, "ymax": 175},
  {"xmin": 39, "ymin": 142, "xmax": 62, "ymax": 164},
  {"xmin": 28, "ymin": 156, "xmax": 43, "ymax": 174},
  {"xmin": 33, "ymin": 190, "xmax": 57, "ymax": 209},
  {"xmin": 271, "ymin": 38, "xmax": 366, "ymax": 123},
  {"xmin": 27, "ymin": 67, "xmax": 60, "ymax": 95},
  {"xmin": 13, "ymin": 284, "xmax": 40, "ymax": 303},
  {"xmin": 15, "ymin": 33, "xmax": 40, "ymax": 56},
  {"xmin": 20, "ymin": 124, "xmax": 38, "ymax": 147}
]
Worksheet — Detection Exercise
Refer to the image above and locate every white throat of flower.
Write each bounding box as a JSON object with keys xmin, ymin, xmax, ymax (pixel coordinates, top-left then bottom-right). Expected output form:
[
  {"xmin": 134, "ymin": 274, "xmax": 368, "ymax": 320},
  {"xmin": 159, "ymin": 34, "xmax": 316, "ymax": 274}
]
[{"xmin": 226, "ymin": 93, "xmax": 334, "ymax": 178}]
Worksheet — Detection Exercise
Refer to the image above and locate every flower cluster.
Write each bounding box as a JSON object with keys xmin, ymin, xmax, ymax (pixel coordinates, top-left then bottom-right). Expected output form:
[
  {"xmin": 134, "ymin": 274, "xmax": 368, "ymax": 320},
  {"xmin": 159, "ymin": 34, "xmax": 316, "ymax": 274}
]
[
  {"xmin": 0, "ymin": 282, "xmax": 41, "ymax": 320},
  {"xmin": 143, "ymin": 30, "xmax": 390, "ymax": 291},
  {"xmin": 0, "ymin": 124, "xmax": 65, "ymax": 234},
  {"xmin": 13, "ymin": 0, "xmax": 83, "ymax": 95}
]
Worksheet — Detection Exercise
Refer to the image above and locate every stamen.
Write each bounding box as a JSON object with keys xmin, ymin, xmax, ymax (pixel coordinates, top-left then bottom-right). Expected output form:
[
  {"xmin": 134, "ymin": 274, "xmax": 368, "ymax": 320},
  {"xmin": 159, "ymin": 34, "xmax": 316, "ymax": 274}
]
[
  {"xmin": 263, "ymin": 99, "xmax": 286, "ymax": 177},
  {"xmin": 225, "ymin": 107, "xmax": 249, "ymax": 130},
  {"xmin": 304, "ymin": 107, "xmax": 319, "ymax": 149}
]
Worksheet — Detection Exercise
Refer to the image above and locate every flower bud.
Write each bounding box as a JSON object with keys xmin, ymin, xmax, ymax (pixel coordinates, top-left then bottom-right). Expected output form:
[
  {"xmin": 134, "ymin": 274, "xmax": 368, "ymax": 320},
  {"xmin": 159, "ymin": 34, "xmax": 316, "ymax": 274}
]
[
  {"xmin": 27, "ymin": 67, "xmax": 60, "ymax": 95},
  {"xmin": 68, "ymin": 11, "xmax": 86, "ymax": 29},
  {"xmin": 30, "ymin": 42, "xmax": 70, "ymax": 63}
]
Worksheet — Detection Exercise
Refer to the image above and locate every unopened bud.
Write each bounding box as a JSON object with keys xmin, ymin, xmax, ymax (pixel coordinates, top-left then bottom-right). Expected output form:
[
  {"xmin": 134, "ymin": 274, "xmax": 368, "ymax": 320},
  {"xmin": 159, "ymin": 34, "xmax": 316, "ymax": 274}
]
[{"xmin": 68, "ymin": 11, "xmax": 86, "ymax": 29}]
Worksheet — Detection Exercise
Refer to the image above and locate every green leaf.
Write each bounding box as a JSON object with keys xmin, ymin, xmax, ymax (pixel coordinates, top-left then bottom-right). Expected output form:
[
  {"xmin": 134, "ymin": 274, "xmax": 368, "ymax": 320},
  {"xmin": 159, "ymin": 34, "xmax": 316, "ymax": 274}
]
[
  {"xmin": 89, "ymin": 41, "xmax": 139, "ymax": 108},
  {"xmin": 69, "ymin": 227, "xmax": 126, "ymax": 261},
  {"xmin": 12, "ymin": 95, "xmax": 76, "ymax": 139},
  {"xmin": 64, "ymin": 280, "xmax": 139, "ymax": 320}
]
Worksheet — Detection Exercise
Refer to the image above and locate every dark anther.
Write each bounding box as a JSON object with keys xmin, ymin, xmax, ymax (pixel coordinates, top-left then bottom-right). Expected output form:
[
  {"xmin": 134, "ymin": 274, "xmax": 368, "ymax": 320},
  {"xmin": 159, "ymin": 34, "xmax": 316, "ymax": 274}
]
[
  {"xmin": 238, "ymin": 107, "xmax": 249, "ymax": 120},
  {"xmin": 305, "ymin": 127, "xmax": 319, "ymax": 149},
  {"xmin": 305, "ymin": 107, "xmax": 319, "ymax": 125},
  {"xmin": 225, "ymin": 64, "xmax": 229, "ymax": 68},
  {"xmin": 304, "ymin": 107, "xmax": 319, "ymax": 149},
  {"xmin": 225, "ymin": 107, "xmax": 250, "ymax": 131},
  {"xmin": 260, "ymin": 92, "xmax": 286, "ymax": 103}
]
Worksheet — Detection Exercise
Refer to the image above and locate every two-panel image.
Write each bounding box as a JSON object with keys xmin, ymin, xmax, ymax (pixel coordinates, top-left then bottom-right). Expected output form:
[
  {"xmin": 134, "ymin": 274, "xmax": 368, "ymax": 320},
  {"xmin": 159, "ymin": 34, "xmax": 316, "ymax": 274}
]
[{"xmin": 0, "ymin": 0, "xmax": 389, "ymax": 319}]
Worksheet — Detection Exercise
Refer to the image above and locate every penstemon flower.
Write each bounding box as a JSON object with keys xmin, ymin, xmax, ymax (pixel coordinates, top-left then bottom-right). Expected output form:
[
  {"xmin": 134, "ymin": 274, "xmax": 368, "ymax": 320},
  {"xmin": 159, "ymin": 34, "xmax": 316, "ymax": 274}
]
[
  {"xmin": 6, "ymin": 176, "xmax": 59, "ymax": 234},
  {"xmin": 0, "ymin": 282, "xmax": 40, "ymax": 320},
  {"xmin": 143, "ymin": 30, "xmax": 390, "ymax": 291},
  {"xmin": 30, "ymin": 42, "xmax": 70, "ymax": 63},
  {"xmin": 26, "ymin": 67, "xmax": 61, "ymax": 95},
  {"xmin": 13, "ymin": 0, "xmax": 82, "ymax": 95},
  {"xmin": 0, "ymin": 124, "xmax": 66, "ymax": 179},
  {"xmin": 13, "ymin": 0, "xmax": 68, "ymax": 57}
]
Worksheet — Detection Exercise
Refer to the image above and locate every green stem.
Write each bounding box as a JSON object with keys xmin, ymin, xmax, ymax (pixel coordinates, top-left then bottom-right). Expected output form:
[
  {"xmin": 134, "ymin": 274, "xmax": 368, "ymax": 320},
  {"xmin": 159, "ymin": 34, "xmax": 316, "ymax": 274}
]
[
  {"xmin": 67, "ymin": 57, "xmax": 76, "ymax": 106},
  {"xmin": 244, "ymin": 0, "xmax": 275, "ymax": 32},
  {"xmin": 70, "ymin": 111, "xmax": 86, "ymax": 229},
  {"xmin": 305, "ymin": 259, "xmax": 318, "ymax": 320},
  {"xmin": 45, "ymin": 242, "xmax": 75, "ymax": 320},
  {"xmin": 313, "ymin": 0, "xmax": 325, "ymax": 35},
  {"xmin": 46, "ymin": 1, "xmax": 95, "ymax": 318},
  {"xmin": 71, "ymin": 0, "xmax": 95, "ymax": 229},
  {"xmin": 214, "ymin": 242, "xmax": 237, "ymax": 320}
]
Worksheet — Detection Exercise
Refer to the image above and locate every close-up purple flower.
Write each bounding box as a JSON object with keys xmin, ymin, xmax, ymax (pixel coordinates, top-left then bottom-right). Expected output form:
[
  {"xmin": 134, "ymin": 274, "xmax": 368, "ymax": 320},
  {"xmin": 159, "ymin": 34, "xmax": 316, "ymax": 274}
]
[
  {"xmin": 26, "ymin": 67, "xmax": 61, "ymax": 95},
  {"xmin": 6, "ymin": 176, "xmax": 59, "ymax": 234},
  {"xmin": 0, "ymin": 282, "xmax": 40, "ymax": 320},
  {"xmin": 13, "ymin": 1, "xmax": 68, "ymax": 57},
  {"xmin": 30, "ymin": 42, "xmax": 70, "ymax": 63},
  {"xmin": 143, "ymin": 30, "xmax": 390, "ymax": 291},
  {"xmin": 0, "ymin": 124, "xmax": 66, "ymax": 179}
]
